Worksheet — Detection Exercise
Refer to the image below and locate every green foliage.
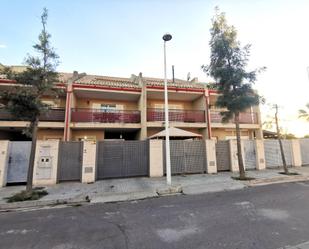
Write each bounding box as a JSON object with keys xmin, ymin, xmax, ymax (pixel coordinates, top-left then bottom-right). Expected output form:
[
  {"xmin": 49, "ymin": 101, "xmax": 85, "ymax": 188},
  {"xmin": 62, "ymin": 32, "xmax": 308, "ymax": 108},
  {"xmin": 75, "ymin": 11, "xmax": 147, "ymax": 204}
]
[
  {"xmin": 6, "ymin": 189, "xmax": 48, "ymax": 203},
  {"xmin": 0, "ymin": 8, "xmax": 59, "ymax": 137},
  {"xmin": 299, "ymin": 103, "xmax": 309, "ymax": 122},
  {"xmin": 206, "ymin": 82, "xmax": 219, "ymax": 90},
  {"xmin": 202, "ymin": 8, "xmax": 265, "ymax": 121},
  {"xmin": 283, "ymin": 133, "xmax": 296, "ymax": 139},
  {"xmin": 304, "ymin": 134, "xmax": 309, "ymax": 138}
]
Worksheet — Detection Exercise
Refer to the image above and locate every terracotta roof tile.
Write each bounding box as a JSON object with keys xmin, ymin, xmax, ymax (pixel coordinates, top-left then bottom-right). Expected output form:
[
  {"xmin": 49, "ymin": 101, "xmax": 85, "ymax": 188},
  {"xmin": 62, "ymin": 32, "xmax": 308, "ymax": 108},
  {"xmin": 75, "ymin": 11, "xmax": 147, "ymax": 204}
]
[
  {"xmin": 144, "ymin": 77, "xmax": 206, "ymax": 89},
  {"xmin": 74, "ymin": 75, "xmax": 140, "ymax": 89},
  {"xmin": 2, "ymin": 69, "xmax": 207, "ymax": 90}
]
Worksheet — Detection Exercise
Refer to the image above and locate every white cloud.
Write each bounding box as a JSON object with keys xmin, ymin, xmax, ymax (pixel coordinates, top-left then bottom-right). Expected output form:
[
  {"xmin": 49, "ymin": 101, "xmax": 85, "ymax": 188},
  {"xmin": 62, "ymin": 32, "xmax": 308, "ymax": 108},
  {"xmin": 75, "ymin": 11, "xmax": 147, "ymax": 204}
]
[{"xmin": 0, "ymin": 44, "xmax": 7, "ymax": 48}]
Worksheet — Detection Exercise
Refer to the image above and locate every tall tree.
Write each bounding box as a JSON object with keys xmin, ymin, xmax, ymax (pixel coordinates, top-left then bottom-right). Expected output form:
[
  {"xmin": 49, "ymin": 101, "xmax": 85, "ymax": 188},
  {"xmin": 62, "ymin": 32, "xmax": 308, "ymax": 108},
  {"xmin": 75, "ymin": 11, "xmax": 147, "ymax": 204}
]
[
  {"xmin": 299, "ymin": 103, "xmax": 309, "ymax": 121},
  {"xmin": 203, "ymin": 9, "xmax": 264, "ymax": 179},
  {"xmin": 0, "ymin": 8, "xmax": 59, "ymax": 192}
]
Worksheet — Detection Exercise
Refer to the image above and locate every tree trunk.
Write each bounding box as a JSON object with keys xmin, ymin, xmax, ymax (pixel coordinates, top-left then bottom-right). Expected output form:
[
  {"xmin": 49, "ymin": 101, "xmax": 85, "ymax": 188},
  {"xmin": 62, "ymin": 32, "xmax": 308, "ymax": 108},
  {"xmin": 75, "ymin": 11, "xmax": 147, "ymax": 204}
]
[
  {"xmin": 26, "ymin": 117, "xmax": 39, "ymax": 192},
  {"xmin": 235, "ymin": 112, "xmax": 246, "ymax": 179},
  {"xmin": 275, "ymin": 105, "xmax": 288, "ymax": 174}
]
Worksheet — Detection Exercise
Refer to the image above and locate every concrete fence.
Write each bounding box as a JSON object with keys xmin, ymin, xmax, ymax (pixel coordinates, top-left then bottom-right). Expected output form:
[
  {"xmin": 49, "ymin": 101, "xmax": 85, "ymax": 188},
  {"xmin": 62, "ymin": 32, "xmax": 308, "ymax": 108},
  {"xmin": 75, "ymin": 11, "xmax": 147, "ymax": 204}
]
[{"xmin": 0, "ymin": 139, "xmax": 307, "ymax": 187}]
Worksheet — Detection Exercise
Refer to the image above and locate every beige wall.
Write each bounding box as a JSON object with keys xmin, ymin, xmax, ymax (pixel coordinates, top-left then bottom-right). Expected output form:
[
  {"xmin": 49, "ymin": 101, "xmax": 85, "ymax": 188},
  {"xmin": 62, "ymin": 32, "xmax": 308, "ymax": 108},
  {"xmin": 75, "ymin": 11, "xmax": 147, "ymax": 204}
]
[
  {"xmin": 71, "ymin": 129, "xmax": 104, "ymax": 141},
  {"xmin": 211, "ymin": 128, "xmax": 254, "ymax": 140},
  {"xmin": 76, "ymin": 98, "xmax": 138, "ymax": 110},
  {"xmin": 147, "ymin": 128, "xmax": 163, "ymax": 137},
  {"xmin": 41, "ymin": 96, "xmax": 66, "ymax": 108},
  {"xmin": 37, "ymin": 129, "xmax": 64, "ymax": 140},
  {"xmin": 192, "ymin": 96, "xmax": 206, "ymax": 110},
  {"xmin": 147, "ymin": 127, "xmax": 204, "ymax": 138},
  {"xmin": 147, "ymin": 99, "xmax": 193, "ymax": 109},
  {"xmin": 181, "ymin": 127, "xmax": 204, "ymax": 135}
]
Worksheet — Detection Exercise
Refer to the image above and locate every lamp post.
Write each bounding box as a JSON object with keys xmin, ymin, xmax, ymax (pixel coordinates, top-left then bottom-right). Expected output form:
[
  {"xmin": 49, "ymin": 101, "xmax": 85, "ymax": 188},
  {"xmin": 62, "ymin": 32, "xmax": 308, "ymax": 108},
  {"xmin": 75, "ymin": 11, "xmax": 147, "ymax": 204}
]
[{"xmin": 162, "ymin": 33, "xmax": 172, "ymax": 185}]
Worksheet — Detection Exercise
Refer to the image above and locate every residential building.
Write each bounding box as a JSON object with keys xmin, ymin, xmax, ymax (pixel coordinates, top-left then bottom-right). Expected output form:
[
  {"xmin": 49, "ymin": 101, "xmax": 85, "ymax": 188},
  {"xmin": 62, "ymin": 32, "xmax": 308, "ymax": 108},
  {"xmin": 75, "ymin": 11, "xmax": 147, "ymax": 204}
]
[{"xmin": 0, "ymin": 67, "xmax": 263, "ymax": 141}]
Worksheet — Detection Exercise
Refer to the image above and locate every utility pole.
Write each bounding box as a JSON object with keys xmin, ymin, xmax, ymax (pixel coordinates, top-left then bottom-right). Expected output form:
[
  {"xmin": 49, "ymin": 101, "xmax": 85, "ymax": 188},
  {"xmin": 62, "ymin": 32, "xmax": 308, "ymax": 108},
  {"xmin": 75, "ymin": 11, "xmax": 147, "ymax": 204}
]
[{"xmin": 274, "ymin": 104, "xmax": 289, "ymax": 174}]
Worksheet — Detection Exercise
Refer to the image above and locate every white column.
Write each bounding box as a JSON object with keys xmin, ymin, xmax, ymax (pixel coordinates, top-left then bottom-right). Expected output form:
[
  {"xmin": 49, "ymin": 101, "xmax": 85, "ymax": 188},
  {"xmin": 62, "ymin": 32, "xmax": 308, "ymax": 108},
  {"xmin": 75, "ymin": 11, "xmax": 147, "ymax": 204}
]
[
  {"xmin": 291, "ymin": 139, "xmax": 302, "ymax": 167},
  {"xmin": 0, "ymin": 140, "xmax": 9, "ymax": 187},
  {"xmin": 33, "ymin": 140, "xmax": 59, "ymax": 186},
  {"xmin": 255, "ymin": 139, "xmax": 266, "ymax": 170},
  {"xmin": 205, "ymin": 140, "xmax": 217, "ymax": 174},
  {"xmin": 149, "ymin": 140, "xmax": 164, "ymax": 177},
  {"xmin": 82, "ymin": 141, "xmax": 96, "ymax": 183},
  {"xmin": 229, "ymin": 139, "xmax": 246, "ymax": 172}
]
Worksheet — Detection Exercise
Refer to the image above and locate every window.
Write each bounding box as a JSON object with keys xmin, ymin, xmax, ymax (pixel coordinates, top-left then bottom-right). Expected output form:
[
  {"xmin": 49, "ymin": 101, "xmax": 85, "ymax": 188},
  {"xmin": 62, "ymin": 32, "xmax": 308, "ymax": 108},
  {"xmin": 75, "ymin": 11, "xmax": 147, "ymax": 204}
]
[
  {"xmin": 100, "ymin": 104, "xmax": 117, "ymax": 112},
  {"xmin": 77, "ymin": 136, "xmax": 96, "ymax": 141},
  {"xmin": 169, "ymin": 104, "xmax": 183, "ymax": 110},
  {"xmin": 42, "ymin": 99, "xmax": 60, "ymax": 108},
  {"xmin": 154, "ymin": 103, "xmax": 183, "ymax": 109},
  {"xmin": 92, "ymin": 103, "xmax": 124, "ymax": 112}
]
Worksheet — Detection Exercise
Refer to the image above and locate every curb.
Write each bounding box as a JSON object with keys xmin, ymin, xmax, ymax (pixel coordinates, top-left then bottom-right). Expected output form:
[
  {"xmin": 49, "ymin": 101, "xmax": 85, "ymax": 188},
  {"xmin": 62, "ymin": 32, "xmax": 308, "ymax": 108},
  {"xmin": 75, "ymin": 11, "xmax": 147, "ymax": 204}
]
[
  {"xmin": 0, "ymin": 195, "xmax": 89, "ymax": 212},
  {"xmin": 90, "ymin": 191, "xmax": 158, "ymax": 204},
  {"xmin": 156, "ymin": 185, "xmax": 183, "ymax": 196},
  {"xmin": 182, "ymin": 183, "xmax": 245, "ymax": 195},
  {"xmin": 245, "ymin": 176, "xmax": 309, "ymax": 187},
  {"xmin": 2, "ymin": 174, "xmax": 309, "ymax": 211}
]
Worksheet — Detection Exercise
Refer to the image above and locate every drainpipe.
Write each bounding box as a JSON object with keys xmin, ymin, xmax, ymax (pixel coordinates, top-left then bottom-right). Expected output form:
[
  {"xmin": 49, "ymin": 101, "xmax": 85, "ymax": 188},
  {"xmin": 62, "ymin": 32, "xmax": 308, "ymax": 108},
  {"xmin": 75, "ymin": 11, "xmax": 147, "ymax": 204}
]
[
  {"xmin": 63, "ymin": 71, "xmax": 80, "ymax": 141},
  {"xmin": 205, "ymin": 89, "xmax": 212, "ymax": 139},
  {"xmin": 63, "ymin": 82, "xmax": 73, "ymax": 141}
]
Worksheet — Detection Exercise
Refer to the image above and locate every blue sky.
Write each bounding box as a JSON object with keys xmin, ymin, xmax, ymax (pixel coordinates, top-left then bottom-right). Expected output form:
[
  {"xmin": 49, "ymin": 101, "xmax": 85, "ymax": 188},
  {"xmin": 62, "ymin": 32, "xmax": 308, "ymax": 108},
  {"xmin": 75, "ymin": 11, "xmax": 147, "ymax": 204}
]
[{"xmin": 1, "ymin": 0, "xmax": 309, "ymax": 136}]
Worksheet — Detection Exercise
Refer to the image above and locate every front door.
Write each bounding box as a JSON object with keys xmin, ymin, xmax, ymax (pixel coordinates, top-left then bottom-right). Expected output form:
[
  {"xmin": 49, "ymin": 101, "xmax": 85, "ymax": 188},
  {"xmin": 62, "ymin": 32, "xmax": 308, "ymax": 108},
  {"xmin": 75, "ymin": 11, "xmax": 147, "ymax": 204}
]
[
  {"xmin": 58, "ymin": 142, "xmax": 83, "ymax": 181},
  {"xmin": 6, "ymin": 142, "xmax": 31, "ymax": 183}
]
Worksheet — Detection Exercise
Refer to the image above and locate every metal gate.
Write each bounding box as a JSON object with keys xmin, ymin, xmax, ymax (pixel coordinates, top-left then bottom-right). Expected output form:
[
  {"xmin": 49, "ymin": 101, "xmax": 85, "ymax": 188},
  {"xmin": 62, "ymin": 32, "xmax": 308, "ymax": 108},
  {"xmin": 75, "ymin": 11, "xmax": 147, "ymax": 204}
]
[
  {"xmin": 216, "ymin": 140, "xmax": 231, "ymax": 171},
  {"xmin": 58, "ymin": 142, "xmax": 83, "ymax": 181},
  {"xmin": 164, "ymin": 140, "xmax": 206, "ymax": 175},
  {"xmin": 6, "ymin": 142, "xmax": 31, "ymax": 183},
  {"xmin": 97, "ymin": 141, "xmax": 149, "ymax": 179},
  {"xmin": 264, "ymin": 139, "xmax": 293, "ymax": 168},
  {"xmin": 300, "ymin": 139, "xmax": 309, "ymax": 166},
  {"xmin": 244, "ymin": 140, "xmax": 256, "ymax": 170}
]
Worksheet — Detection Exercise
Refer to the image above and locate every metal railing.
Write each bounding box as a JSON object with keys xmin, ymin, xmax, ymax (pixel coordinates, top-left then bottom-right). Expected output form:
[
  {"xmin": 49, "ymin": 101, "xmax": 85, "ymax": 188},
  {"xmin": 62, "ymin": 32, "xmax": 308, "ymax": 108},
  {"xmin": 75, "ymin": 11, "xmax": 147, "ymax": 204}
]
[
  {"xmin": 210, "ymin": 110, "xmax": 258, "ymax": 124},
  {"xmin": 71, "ymin": 108, "xmax": 141, "ymax": 123},
  {"xmin": 0, "ymin": 107, "xmax": 65, "ymax": 122},
  {"xmin": 147, "ymin": 108, "xmax": 206, "ymax": 123}
]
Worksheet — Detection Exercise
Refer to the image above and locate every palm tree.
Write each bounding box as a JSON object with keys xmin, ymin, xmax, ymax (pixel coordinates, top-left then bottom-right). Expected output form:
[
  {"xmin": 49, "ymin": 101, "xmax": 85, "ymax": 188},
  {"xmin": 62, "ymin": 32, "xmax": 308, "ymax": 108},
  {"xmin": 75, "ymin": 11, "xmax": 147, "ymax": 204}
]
[{"xmin": 299, "ymin": 103, "xmax": 309, "ymax": 121}]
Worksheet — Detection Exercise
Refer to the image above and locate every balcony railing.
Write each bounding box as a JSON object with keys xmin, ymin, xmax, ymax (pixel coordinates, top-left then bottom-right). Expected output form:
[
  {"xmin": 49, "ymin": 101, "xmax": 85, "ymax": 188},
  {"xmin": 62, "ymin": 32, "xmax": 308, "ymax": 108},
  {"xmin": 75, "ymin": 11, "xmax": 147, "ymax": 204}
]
[
  {"xmin": 40, "ymin": 108, "xmax": 66, "ymax": 121},
  {"xmin": 147, "ymin": 108, "xmax": 206, "ymax": 123},
  {"xmin": 71, "ymin": 108, "xmax": 141, "ymax": 123},
  {"xmin": 0, "ymin": 108, "xmax": 65, "ymax": 122},
  {"xmin": 210, "ymin": 110, "xmax": 258, "ymax": 124}
]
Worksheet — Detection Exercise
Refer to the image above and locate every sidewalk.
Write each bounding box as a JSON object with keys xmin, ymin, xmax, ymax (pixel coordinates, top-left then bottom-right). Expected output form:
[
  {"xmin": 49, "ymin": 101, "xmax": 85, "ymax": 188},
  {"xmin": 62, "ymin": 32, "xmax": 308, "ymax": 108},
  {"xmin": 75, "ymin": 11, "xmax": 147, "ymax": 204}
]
[{"xmin": 1, "ymin": 167, "xmax": 309, "ymax": 211}]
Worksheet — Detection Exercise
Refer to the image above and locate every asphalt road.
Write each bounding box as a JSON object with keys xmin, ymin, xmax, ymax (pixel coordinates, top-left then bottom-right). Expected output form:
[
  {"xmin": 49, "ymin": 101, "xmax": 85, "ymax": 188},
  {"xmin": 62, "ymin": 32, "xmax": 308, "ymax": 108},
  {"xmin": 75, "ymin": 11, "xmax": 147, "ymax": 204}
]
[{"xmin": 1, "ymin": 182, "xmax": 309, "ymax": 249}]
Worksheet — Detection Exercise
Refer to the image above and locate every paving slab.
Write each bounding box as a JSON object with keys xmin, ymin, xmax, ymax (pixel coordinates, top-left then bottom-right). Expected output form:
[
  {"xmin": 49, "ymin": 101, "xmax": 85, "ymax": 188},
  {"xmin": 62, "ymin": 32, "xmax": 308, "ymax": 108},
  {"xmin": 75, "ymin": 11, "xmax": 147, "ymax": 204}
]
[{"xmin": 0, "ymin": 168, "xmax": 309, "ymax": 210}]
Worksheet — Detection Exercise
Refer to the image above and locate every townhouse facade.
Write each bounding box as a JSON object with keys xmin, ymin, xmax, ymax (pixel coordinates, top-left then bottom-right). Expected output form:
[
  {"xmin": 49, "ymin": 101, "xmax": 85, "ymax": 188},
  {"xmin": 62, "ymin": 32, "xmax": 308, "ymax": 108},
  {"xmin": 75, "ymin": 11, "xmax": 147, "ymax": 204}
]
[{"xmin": 0, "ymin": 68, "xmax": 263, "ymax": 141}]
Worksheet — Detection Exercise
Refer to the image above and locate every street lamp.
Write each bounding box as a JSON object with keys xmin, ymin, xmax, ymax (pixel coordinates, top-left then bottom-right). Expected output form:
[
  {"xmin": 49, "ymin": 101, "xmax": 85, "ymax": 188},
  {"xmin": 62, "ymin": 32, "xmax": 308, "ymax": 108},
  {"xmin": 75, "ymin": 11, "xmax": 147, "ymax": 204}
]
[{"xmin": 162, "ymin": 33, "xmax": 172, "ymax": 185}]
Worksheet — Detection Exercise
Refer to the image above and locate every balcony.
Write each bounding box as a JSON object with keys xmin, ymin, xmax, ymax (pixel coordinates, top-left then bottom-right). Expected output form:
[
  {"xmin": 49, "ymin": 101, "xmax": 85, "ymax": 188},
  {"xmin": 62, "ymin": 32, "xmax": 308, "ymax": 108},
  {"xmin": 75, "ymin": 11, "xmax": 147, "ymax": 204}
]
[
  {"xmin": 147, "ymin": 108, "xmax": 205, "ymax": 123},
  {"xmin": 0, "ymin": 108, "xmax": 65, "ymax": 122},
  {"xmin": 71, "ymin": 108, "xmax": 141, "ymax": 123},
  {"xmin": 210, "ymin": 110, "xmax": 258, "ymax": 124}
]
